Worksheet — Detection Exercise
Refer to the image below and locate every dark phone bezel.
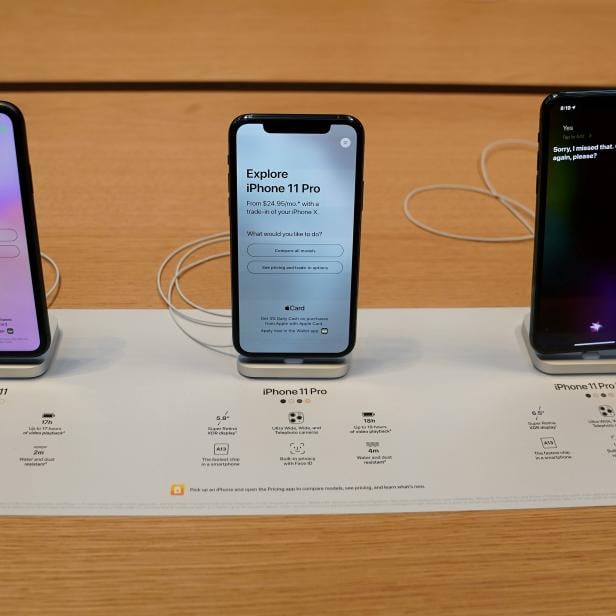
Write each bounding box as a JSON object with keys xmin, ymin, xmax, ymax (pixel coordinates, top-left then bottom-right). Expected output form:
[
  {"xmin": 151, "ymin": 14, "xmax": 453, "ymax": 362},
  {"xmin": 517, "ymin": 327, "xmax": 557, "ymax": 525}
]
[
  {"xmin": 0, "ymin": 101, "xmax": 50, "ymax": 359},
  {"xmin": 228, "ymin": 113, "xmax": 364, "ymax": 359},
  {"xmin": 530, "ymin": 90, "xmax": 616, "ymax": 356}
]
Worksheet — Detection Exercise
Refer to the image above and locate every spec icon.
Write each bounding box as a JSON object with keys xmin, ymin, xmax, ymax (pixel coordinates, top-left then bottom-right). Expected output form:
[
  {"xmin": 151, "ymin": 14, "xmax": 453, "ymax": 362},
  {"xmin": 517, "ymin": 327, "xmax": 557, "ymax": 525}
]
[
  {"xmin": 290, "ymin": 442, "xmax": 305, "ymax": 454},
  {"xmin": 288, "ymin": 411, "xmax": 304, "ymax": 424},
  {"xmin": 599, "ymin": 405, "xmax": 615, "ymax": 418},
  {"xmin": 214, "ymin": 443, "xmax": 230, "ymax": 456}
]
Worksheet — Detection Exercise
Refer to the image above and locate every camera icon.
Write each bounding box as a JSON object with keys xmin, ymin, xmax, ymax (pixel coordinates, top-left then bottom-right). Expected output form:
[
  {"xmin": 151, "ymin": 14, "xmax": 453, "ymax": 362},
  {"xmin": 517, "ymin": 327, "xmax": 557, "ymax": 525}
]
[{"xmin": 288, "ymin": 411, "xmax": 304, "ymax": 424}]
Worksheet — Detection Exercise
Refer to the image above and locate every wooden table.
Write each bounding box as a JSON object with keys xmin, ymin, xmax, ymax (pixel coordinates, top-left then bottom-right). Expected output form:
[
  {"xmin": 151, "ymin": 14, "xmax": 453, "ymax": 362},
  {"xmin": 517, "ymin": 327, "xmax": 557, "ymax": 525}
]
[
  {"xmin": 3, "ymin": 2, "xmax": 616, "ymax": 614},
  {"xmin": 1, "ymin": 0, "xmax": 615, "ymax": 86},
  {"xmin": 13, "ymin": 91, "xmax": 539, "ymax": 309},
  {"xmin": 3, "ymin": 89, "xmax": 614, "ymax": 616}
]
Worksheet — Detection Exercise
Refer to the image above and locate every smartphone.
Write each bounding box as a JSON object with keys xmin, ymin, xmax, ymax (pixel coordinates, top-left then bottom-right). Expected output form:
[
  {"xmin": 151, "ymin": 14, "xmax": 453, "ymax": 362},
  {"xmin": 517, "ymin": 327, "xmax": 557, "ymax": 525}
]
[
  {"xmin": 0, "ymin": 101, "xmax": 49, "ymax": 359},
  {"xmin": 531, "ymin": 90, "xmax": 616, "ymax": 356},
  {"xmin": 229, "ymin": 114, "xmax": 364, "ymax": 358}
]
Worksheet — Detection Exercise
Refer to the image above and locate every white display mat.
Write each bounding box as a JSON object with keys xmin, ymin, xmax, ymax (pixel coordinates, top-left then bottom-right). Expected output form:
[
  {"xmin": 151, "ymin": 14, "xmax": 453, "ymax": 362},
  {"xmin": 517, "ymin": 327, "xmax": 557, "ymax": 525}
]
[{"xmin": 2, "ymin": 308, "xmax": 616, "ymax": 516}]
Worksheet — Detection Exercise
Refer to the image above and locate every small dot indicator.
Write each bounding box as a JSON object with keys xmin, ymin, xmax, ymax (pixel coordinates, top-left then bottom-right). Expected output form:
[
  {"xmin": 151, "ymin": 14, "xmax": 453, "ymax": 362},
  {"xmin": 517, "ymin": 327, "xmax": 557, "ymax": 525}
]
[
  {"xmin": 280, "ymin": 399, "xmax": 286, "ymax": 404},
  {"xmin": 297, "ymin": 399, "xmax": 303, "ymax": 404},
  {"xmin": 586, "ymin": 393, "xmax": 592, "ymax": 398}
]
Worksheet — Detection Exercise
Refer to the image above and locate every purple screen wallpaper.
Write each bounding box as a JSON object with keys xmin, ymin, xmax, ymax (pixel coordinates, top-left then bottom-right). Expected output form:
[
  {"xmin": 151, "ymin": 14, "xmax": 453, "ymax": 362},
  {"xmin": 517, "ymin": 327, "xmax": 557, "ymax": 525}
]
[{"xmin": 0, "ymin": 113, "xmax": 39, "ymax": 351}]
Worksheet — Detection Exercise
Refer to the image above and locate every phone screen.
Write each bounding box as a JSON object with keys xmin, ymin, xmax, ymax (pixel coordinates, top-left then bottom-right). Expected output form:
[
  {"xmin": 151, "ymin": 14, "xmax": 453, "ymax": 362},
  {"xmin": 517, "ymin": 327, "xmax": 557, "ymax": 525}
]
[
  {"xmin": 231, "ymin": 117, "xmax": 362, "ymax": 356},
  {"xmin": 532, "ymin": 93, "xmax": 616, "ymax": 354},
  {"xmin": 0, "ymin": 111, "xmax": 41, "ymax": 352}
]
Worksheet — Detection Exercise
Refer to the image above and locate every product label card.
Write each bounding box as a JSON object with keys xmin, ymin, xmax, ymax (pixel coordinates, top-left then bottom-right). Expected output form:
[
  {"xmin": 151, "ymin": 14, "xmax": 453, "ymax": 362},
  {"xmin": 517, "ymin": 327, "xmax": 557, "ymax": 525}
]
[{"xmin": 1, "ymin": 308, "xmax": 616, "ymax": 516}]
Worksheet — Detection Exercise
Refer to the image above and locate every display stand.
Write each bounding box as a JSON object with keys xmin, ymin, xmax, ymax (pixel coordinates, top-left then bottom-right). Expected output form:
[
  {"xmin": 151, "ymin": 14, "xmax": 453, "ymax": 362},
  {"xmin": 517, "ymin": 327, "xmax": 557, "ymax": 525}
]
[
  {"xmin": 0, "ymin": 316, "xmax": 60, "ymax": 379},
  {"xmin": 522, "ymin": 314, "xmax": 616, "ymax": 375},
  {"xmin": 237, "ymin": 355, "xmax": 349, "ymax": 379}
]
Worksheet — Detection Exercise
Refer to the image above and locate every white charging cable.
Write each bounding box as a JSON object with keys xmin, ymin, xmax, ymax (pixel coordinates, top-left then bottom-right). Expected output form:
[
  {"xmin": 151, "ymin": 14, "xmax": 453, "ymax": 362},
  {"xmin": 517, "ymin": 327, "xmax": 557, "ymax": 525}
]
[
  {"xmin": 41, "ymin": 251, "xmax": 60, "ymax": 305},
  {"xmin": 161, "ymin": 139, "xmax": 537, "ymax": 353},
  {"xmin": 156, "ymin": 232, "xmax": 235, "ymax": 357},
  {"xmin": 403, "ymin": 139, "xmax": 537, "ymax": 242}
]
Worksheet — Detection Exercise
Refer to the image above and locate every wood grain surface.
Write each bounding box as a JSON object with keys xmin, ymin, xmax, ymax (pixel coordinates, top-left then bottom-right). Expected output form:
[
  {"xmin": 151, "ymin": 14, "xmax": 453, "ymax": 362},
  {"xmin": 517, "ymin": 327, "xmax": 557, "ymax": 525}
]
[
  {"xmin": 6, "ymin": 90, "xmax": 541, "ymax": 309},
  {"xmin": 3, "ymin": 91, "xmax": 616, "ymax": 616},
  {"xmin": 0, "ymin": 0, "xmax": 612, "ymax": 87},
  {"xmin": 3, "ymin": 509, "xmax": 616, "ymax": 615}
]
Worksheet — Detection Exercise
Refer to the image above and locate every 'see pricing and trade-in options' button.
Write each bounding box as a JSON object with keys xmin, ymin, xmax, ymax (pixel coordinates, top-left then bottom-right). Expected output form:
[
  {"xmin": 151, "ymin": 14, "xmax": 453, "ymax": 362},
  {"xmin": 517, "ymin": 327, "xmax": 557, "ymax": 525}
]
[{"xmin": 247, "ymin": 261, "xmax": 343, "ymax": 274}]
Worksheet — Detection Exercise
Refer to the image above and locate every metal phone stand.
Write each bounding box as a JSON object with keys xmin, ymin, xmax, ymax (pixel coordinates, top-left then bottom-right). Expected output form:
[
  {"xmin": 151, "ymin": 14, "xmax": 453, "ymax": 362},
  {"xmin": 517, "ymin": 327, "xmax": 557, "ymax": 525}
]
[
  {"xmin": 0, "ymin": 316, "xmax": 60, "ymax": 379},
  {"xmin": 522, "ymin": 314, "xmax": 616, "ymax": 375},
  {"xmin": 237, "ymin": 355, "xmax": 350, "ymax": 379}
]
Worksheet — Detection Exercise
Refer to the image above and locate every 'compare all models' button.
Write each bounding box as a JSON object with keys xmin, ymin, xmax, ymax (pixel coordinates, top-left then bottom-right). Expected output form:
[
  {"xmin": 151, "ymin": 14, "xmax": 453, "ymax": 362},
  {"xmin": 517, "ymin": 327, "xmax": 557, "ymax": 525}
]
[
  {"xmin": 247, "ymin": 243, "xmax": 344, "ymax": 257},
  {"xmin": 247, "ymin": 261, "xmax": 343, "ymax": 274}
]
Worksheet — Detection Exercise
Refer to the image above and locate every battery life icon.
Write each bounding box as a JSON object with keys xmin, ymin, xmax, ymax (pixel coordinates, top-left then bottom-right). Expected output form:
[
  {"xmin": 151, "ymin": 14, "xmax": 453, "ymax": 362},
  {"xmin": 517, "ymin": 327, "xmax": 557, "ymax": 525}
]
[
  {"xmin": 362, "ymin": 412, "xmax": 375, "ymax": 417},
  {"xmin": 42, "ymin": 413, "xmax": 55, "ymax": 418}
]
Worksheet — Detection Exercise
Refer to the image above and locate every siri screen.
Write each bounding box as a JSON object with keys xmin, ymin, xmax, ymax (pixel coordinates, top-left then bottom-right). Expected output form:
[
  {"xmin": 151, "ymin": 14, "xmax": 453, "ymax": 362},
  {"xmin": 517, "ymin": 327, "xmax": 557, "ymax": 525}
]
[
  {"xmin": 234, "ymin": 119, "xmax": 361, "ymax": 355},
  {"xmin": 533, "ymin": 96, "xmax": 616, "ymax": 354},
  {"xmin": 0, "ymin": 112, "xmax": 40, "ymax": 352}
]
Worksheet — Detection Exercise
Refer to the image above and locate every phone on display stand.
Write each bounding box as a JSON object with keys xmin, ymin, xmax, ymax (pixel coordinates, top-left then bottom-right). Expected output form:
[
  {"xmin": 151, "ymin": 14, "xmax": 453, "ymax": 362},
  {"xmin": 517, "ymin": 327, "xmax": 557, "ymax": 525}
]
[
  {"xmin": 531, "ymin": 90, "xmax": 616, "ymax": 358},
  {"xmin": 228, "ymin": 114, "xmax": 364, "ymax": 359},
  {"xmin": 0, "ymin": 101, "xmax": 50, "ymax": 361}
]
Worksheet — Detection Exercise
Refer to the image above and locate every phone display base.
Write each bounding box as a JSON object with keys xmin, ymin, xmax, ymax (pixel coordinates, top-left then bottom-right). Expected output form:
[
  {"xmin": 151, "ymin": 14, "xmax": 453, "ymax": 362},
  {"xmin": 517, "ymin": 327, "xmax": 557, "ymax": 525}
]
[
  {"xmin": 522, "ymin": 314, "xmax": 616, "ymax": 375},
  {"xmin": 237, "ymin": 355, "xmax": 349, "ymax": 379},
  {"xmin": 0, "ymin": 316, "xmax": 60, "ymax": 379}
]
